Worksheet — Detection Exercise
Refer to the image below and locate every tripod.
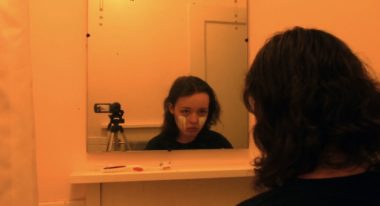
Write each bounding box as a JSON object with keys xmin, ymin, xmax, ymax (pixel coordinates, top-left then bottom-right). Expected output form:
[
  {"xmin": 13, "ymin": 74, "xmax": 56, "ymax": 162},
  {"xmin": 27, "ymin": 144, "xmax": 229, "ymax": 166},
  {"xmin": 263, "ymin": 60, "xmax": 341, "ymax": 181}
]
[{"xmin": 106, "ymin": 113, "xmax": 131, "ymax": 151}]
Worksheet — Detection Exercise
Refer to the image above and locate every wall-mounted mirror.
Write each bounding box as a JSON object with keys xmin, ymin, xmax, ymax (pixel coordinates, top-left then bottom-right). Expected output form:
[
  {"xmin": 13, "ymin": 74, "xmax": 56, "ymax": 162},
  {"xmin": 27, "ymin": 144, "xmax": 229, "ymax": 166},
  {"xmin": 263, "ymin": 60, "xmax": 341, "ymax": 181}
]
[{"xmin": 87, "ymin": 0, "xmax": 248, "ymax": 152}]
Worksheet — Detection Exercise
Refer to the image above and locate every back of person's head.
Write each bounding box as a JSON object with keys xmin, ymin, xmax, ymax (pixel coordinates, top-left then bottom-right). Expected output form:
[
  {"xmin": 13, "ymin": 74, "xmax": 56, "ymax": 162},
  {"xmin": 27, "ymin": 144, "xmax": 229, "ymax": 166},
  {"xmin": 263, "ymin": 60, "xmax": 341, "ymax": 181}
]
[
  {"xmin": 243, "ymin": 26, "xmax": 380, "ymax": 190},
  {"xmin": 162, "ymin": 75, "xmax": 220, "ymax": 138}
]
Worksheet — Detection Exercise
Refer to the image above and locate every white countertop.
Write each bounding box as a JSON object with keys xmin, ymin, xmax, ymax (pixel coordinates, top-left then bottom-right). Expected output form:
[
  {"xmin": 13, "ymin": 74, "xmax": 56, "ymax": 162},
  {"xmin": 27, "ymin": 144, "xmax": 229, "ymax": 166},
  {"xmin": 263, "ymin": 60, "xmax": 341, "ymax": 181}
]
[{"xmin": 70, "ymin": 164, "xmax": 253, "ymax": 184}]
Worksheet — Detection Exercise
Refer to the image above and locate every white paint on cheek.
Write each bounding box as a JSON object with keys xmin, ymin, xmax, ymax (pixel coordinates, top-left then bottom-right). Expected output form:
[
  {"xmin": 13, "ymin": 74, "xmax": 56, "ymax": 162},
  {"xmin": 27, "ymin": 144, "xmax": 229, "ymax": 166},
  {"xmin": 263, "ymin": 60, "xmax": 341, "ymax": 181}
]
[
  {"xmin": 176, "ymin": 115, "xmax": 206, "ymax": 130},
  {"xmin": 176, "ymin": 115, "xmax": 187, "ymax": 131},
  {"xmin": 198, "ymin": 116, "xmax": 206, "ymax": 128}
]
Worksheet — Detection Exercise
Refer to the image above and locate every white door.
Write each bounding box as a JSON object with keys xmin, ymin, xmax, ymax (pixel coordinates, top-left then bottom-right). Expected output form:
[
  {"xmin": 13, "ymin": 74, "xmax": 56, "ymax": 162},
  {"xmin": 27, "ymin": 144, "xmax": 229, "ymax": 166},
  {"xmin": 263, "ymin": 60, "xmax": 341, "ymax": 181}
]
[{"xmin": 190, "ymin": 3, "xmax": 248, "ymax": 148}]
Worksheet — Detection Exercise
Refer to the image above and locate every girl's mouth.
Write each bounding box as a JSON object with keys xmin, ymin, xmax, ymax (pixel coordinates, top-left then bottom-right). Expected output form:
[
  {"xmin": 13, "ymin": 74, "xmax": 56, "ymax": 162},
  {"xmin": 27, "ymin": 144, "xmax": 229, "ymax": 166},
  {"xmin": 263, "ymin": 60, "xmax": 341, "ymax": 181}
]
[{"xmin": 186, "ymin": 127, "xmax": 199, "ymax": 132}]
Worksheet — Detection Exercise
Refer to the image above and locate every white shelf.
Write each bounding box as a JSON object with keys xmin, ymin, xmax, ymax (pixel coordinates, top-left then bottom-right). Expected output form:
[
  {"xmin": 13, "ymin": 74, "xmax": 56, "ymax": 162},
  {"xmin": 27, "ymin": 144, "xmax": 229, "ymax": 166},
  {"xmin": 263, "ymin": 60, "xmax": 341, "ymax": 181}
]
[
  {"xmin": 70, "ymin": 165, "xmax": 253, "ymax": 184},
  {"xmin": 101, "ymin": 123, "xmax": 161, "ymax": 129}
]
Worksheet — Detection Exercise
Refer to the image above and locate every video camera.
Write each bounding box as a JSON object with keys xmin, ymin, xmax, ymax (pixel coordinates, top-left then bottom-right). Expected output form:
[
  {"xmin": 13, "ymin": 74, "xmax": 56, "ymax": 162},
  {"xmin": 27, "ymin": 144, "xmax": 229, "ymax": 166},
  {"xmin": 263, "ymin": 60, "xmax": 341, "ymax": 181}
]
[{"xmin": 94, "ymin": 102, "xmax": 125, "ymax": 125}]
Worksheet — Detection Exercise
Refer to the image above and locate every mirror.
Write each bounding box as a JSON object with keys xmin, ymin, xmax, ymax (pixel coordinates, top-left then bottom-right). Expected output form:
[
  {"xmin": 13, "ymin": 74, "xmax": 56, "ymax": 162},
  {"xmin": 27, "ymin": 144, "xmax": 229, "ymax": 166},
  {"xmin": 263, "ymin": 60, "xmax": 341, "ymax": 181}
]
[{"xmin": 87, "ymin": 0, "xmax": 248, "ymax": 152}]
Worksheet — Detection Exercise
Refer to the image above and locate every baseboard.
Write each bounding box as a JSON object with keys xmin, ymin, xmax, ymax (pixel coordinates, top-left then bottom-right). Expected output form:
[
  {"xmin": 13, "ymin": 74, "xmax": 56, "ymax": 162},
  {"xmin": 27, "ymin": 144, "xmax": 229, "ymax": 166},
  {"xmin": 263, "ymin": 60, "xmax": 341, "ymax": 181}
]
[{"xmin": 39, "ymin": 200, "xmax": 85, "ymax": 206}]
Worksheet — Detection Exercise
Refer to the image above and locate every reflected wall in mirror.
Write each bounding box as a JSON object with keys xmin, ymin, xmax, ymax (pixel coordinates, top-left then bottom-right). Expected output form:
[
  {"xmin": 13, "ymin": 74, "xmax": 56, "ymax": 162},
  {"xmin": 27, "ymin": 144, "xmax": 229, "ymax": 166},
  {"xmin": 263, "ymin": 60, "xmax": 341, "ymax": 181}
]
[{"xmin": 87, "ymin": 0, "xmax": 248, "ymax": 152}]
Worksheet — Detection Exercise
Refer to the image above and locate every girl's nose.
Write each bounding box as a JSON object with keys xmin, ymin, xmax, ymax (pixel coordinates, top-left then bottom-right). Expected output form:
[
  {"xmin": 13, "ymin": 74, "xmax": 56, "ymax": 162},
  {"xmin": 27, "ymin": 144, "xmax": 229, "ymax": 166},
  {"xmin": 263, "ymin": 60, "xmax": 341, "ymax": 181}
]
[{"xmin": 188, "ymin": 113, "xmax": 199, "ymax": 124}]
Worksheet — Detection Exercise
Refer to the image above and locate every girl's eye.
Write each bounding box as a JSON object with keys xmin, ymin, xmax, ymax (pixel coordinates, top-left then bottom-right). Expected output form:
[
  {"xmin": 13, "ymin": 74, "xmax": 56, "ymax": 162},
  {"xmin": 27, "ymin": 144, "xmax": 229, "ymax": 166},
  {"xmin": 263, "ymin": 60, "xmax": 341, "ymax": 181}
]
[
  {"xmin": 180, "ymin": 109, "xmax": 190, "ymax": 116},
  {"xmin": 198, "ymin": 110, "xmax": 208, "ymax": 116}
]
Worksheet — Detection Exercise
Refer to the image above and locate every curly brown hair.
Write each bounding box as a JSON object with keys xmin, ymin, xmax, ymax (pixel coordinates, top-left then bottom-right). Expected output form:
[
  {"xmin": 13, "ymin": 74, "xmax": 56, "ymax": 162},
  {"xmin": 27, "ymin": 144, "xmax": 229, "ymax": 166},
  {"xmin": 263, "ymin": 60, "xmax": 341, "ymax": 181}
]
[{"xmin": 243, "ymin": 27, "xmax": 380, "ymax": 190}]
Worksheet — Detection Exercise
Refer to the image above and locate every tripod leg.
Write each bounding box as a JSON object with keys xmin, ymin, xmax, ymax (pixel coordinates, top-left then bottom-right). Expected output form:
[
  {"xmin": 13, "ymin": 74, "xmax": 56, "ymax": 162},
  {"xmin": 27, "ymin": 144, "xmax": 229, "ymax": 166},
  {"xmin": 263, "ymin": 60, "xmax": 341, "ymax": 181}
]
[
  {"xmin": 119, "ymin": 131, "xmax": 130, "ymax": 151},
  {"xmin": 107, "ymin": 131, "xmax": 115, "ymax": 151},
  {"xmin": 116, "ymin": 132, "xmax": 125, "ymax": 151},
  {"xmin": 114, "ymin": 132, "xmax": 122, "ymax": 151}
]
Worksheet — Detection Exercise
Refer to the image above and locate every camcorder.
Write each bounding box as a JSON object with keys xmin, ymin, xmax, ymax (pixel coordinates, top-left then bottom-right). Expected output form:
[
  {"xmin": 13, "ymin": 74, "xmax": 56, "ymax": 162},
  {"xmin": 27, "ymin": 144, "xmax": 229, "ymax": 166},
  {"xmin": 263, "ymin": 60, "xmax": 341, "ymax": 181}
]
[
  {"xmin": 94, "ymin": 102, "xmax": 125, "ymax": 125},
  {"xmin": 94, "ymin": 102, "xmax": 121, "ymax": 114}
]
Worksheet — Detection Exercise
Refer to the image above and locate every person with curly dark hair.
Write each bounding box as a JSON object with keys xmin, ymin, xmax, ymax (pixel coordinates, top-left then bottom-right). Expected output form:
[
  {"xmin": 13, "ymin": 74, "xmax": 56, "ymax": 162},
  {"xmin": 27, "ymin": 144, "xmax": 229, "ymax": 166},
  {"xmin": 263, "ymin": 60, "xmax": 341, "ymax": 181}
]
[
  {"xmin": 145, "ymin": 75, "xmax": 233, "ymax": 150},
  {"xmin": 239, "ymin": 27, "xmax": 380, "ymax": 206}
]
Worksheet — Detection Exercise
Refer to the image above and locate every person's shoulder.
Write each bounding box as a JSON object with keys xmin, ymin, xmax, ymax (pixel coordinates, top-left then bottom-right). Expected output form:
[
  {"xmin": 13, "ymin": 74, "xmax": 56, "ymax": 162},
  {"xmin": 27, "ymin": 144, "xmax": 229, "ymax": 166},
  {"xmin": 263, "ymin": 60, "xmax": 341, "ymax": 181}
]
[
  {"xmin": 206, "ymin": 130, "xmax": 227, "ymax": 139},
  {"xmin": 206, "ymin": 130, "xmax": 233, "ymax": 148},
  {"xmin": 237, "ymin": 196, "xmax": 261, "ymax": 206},
  {"xmin": 238, "ymin": 184, "xmax": 320, "ymax": 206},
  {"xmin": 147, "ymin": 133, "xmax": 163, "ymax": 142},
  {"xmin": 237, "ymin": 196, "xmax": 258, "ymax": 206},
  {"xmin": 364, "ymin": 170, "xmax": 380, "ymax": 178},
  {"xmin": 356, "ymin": 170, "xmax": 380, "ymax": 187},
  {"xmin": 145, "ymin": 133, "xmax": 168, "ymax": 150},
  {"xmin": 238, "ymin": 172, "xmax": 380, "ymax": 206},
  {"xmin": 237, "ymin": 189, "xmax": 282, "ymax": 206}
]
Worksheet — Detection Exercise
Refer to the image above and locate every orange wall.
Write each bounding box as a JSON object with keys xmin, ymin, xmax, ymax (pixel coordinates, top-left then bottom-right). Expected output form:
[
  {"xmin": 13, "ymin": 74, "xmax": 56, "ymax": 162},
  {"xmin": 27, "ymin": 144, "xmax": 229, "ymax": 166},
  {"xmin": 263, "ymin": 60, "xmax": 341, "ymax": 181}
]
[
  {"xmin": 248, "ymin": 0, "xmax": 380, "ymax": 77},
  {"xmin": 30, "ymin": 0, "xmax": 87, "ymax": 201},
  {"xmin": 30, "ymin": 0, "xmax": 380, "ymax": 203}
]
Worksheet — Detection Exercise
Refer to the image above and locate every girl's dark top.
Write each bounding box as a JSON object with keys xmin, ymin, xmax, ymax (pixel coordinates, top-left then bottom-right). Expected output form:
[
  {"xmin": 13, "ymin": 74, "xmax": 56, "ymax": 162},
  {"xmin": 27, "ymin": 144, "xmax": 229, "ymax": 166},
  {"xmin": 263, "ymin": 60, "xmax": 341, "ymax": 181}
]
[
  {"xmin": 238, "ymin": 171, "xmax": 380, "ymax": 206},
  {"xmin": 144, "ymin": 130, "xmax": 233, "ymax": 150}
]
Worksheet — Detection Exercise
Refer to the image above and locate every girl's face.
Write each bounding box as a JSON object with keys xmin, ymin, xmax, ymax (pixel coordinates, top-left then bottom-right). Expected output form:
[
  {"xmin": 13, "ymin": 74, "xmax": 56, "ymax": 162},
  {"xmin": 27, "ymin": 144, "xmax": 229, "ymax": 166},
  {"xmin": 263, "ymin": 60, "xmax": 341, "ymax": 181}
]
[{"xmin": 169, "ymin": 92, "xmax": 209, "ymax": 143}]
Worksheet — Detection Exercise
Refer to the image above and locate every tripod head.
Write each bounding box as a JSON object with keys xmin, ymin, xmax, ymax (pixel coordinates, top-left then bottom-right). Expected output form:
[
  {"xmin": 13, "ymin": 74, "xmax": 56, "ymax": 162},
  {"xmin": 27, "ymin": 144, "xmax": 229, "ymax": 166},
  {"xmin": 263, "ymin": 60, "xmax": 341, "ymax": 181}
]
[
  {"xmin": 108, "ymin": 102, "xmax": 124, "ymax": 123},
  {"xmin": 107, "ymin": 103, "xmax": 125, "ymax": 132},
  {"xmin": 94, "ymin": 102, "xmax": 125, "ymax": 131}
]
